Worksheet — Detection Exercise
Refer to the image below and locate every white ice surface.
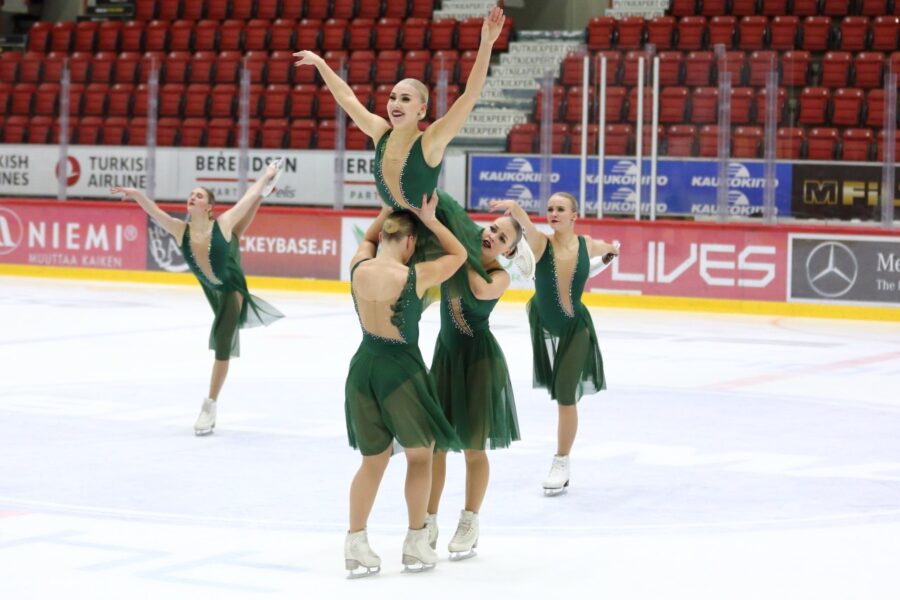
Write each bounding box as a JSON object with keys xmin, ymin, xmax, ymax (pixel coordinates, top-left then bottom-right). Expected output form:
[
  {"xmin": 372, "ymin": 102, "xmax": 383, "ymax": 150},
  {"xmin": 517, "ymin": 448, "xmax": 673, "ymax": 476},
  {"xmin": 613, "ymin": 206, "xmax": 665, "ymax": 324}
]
[{"xmin": 1, "ymin": 276, "xmax": 899, "ymax": 599}]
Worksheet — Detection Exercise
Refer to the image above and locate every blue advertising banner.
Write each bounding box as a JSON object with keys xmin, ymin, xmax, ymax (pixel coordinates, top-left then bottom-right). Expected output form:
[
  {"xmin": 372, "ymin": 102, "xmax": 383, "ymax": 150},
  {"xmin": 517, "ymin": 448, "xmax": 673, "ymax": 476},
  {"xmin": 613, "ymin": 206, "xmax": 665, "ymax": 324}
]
[{"xmin": 467, "ymin": 154, "xmax": 793, "ymax": 217}]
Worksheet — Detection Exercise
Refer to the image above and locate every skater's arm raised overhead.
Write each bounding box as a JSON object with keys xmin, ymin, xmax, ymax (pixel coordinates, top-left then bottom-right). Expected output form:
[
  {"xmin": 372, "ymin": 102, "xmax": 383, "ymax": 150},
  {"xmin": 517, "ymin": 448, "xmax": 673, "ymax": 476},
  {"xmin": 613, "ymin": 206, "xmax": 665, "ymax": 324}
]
[
  {"xmin": 218, "ymin": 162, "xmax": 279, "ymax": 239},
  {"xmin": 421, "ymin": 6, "xmax": 505, "ymax": 163},
  {"xmin": 293, "ymin": 50, "xmax": 390, "ymax": 142},
  {"xmin": 230, "ymin": 159, "xmax": 284, "ymax": 238},
  {"xmin": 413, "ymin": 191, "xmax": 467, "ymax": 295},
  {"xmin": 349, "ymin": 206, "xmax": 392, "ymax": 270},
  {"xmin": 112, "ymin": 186, "xmax": 185, "ymax": 240},
  {"xmin": 489, "ymin": 199, "xmax": 548, "ymax": 261}
]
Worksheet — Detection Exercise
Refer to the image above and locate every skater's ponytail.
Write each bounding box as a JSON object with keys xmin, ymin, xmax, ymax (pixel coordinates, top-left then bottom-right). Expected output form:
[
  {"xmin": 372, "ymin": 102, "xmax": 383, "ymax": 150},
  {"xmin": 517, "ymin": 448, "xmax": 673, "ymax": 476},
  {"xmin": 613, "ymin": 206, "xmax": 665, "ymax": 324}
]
[{"xmin": 382, "ymin": 210, "xmax": 417, "ymax": 242}]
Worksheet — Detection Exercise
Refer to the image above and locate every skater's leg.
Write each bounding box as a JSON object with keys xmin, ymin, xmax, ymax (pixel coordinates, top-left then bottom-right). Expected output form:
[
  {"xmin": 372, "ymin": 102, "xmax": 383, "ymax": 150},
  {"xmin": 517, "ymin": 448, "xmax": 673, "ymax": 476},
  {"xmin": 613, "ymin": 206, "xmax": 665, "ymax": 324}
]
[
  {"xmin": 463, "ymin": 450, "xmax": 489, "ymax": 513},
  {"xmin": 404, "ymin": 445, "xmax": 434, "ymax": 530},
  {"xmin": 427, "ymin": 451, "xmax": 447, "ymax": 515},
  {"xmin": 349, "ymin": 445, "xmax": 392, "ymax": 532},
  {"xmin": 557, "ymin": 404, "xmax": 578, "ymax": 456}
]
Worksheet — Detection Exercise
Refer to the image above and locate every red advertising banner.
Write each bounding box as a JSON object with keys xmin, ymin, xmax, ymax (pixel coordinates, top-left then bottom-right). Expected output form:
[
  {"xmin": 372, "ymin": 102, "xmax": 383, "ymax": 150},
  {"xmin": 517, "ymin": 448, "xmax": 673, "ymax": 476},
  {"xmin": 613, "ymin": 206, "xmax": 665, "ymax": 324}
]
[
  {"xmin": 581, "ymin": 222, "xmax": 789, "ymax": 301},
  {"xmin": 237, "ymin": 210, "xmax": 342, "ymax": 279},
  {"xmin": 0, "ymin": 200, "xmax": 147, "ymax": 270}
]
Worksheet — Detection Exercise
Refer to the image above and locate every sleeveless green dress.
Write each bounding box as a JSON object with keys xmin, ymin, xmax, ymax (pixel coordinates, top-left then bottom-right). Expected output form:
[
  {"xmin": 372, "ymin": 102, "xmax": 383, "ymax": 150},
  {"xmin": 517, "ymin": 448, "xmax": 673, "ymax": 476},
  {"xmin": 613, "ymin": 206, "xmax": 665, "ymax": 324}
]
[
  {"xmin": 527, "ymin": 236, "xmax": 606, "ymax": 406},
  {"xmin": 374, "ymin": 129, "xmax": 491, "ymax": 297},
  {"xmin": 181, "ymin": 221, "xmax": 283, "ymax": 360},
  {"xmin": 431, "ymin": 268, "xmax": 520, "ymax": 450},
  {"xmin": 345, "ymin": 259, "xmax": 462, "ymax": 456}
]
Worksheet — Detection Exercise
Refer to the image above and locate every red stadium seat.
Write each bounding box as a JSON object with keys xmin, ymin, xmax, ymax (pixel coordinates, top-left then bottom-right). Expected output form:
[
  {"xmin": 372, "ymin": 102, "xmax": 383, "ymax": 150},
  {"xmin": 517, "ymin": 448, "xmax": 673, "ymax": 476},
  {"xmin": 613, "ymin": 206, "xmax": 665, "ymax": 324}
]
[
  {"xmin": 708, "ymin": 15, "xmax": 736, "ymax": 49},
  {"xmin": 260, "ymin": 118, "xmax": 289, "ymax": 148},
  {"xmin": 684, "ymin": 51, "xmax": 715, "ymax": 86},
  {"xmin": 797, "ymin": 87, "xmax": 830, "ymax": 124},
  {"xmin": 101, "ymin": 116, "xmax": 128, "ymax": 145},
  {"xmin": 289, "ymin": 119, "xmax": 316, "ymax": 149},
  {"xmin": 733, "ymin": 0, "xmax": 759, "ymax": 15},
  {"xmin": 507, "ymin": 122, "xmax": 538, "ymax": 153},
  {"xmin": 458, "ymin": 50, "xmax": 478, "ymax": 83},
  {"xmin": 871, "ymin": 16, "xmax": 899, "ymax": 52},
  {"xmin": 402, "ymin": 18, "xmax": 429, "ymax": 50},
  {"xmin": 108, "ymin": 83, "xmax": 134, "ymax": 117},
  {"xmin": 801, "ymin": 17, "xmax": 833, "ymax": 52},
  {"xmin": 839, "ymin": 16, "xmax": 870, "ymax": 52},
  {"xmin": 791, "ymin": 0, "xmax": 820, "ymax": 16},
  {"xmin": 429, "ymin": 50, "xmax": 458, "ymax": 84},
  {"xmin": 677, "ymin": 17, "xmax": 708, "ymax": 51},
  {"xmin": 262, "ymin": 84, "xmax": 290, "ymax": 118},
  {"xmin": 120, "ymin": 20, "xmax": 145, "ymax": 52},
  {"xmin": 244, "ymin": 20, "xmax": 270, "ymax": 52},
  {"xmin": 268, "ymin": 50, "xmax": 297, "ymax": 85},
  {"xmin": 770, "ymin": 16, "xmax": 800, "ymax": 51},
  {"xmin": 165, "ymin": 50, "xmax": 192, "ymax": 84},
  {"xmin": 34, "ymin": 82, "xmax": 59, "ymax": 116},
  {"xmin": 806, "ymin": 127, "xmax": 838, "ymax": 159},
  {"xmin": 659, "ymin": 87, "xmax": 690, "ymax": 123},
  {"xmin": 781, "ymin": 50, "xmax": 811, "ymax": 86},
  {"xmin": 822, "ymin": 0, "xmax": 852, "ymax": 16},
  {"xmin": 74, "ymin": 21, "xmax": 99, "ymax": 52},
  {"xmin": 403, "ymin": 50, "xmax": 430, "ymax": 82},
  {"xmin": 145, "ymin": 20, "xmax": 169, "ymax": 52},
  {"xmin": 647, "ymin": 16, "xmax": 676, "ymax": 50},
  {"xmin": 383, "ymin": 0, "xmax": 409, "ymax": 19},
  {"xmin": 698, "ymin": 125, "xmax": 720, "ymax": 157},
  {"xmin": 323, "ymin": 18, "xmax": 349, "ymax": 51},
  {"xmin": 206, "ymin": 0, "xmax": 230, "ymax": 20},
  {"xmin": 374, "ymin": 18, "xmax": 402, "ymax": 50},
  {"xmin": 731, "ymin": 87, "xmax": 755, "ymax": 123},
  {"xmin": 733, "ymin": 126, "xmax": 763, "ymax": 158},
  {"xmin": 691, "ymin": 87, "xmax": 719, "ymax": 124},
  {"xmin": 841, "ymin": 128, "xmax": 873, "ymax": 160},
  {"xmin": 658, "ymin": 51, "xmax": 684, "ymax": 86},
  {"xmin": 587, "ymin": 16, "xmax": 616, "ymax": 51},
  {"xmin": 761, "ymin": 0, "xmax": 788, "ymax": 16},
  {"xmin": 374, "ymin": 49, "xmax": 402, "ymax": 84},
  {"xmin": 194, "ymin": 20, "xmax": 218, "ymax": 52},
  {"xmin": 777, "ymin": 127, "xmax": 806, "ymax": 159},
  {"xmin": 214, "ymin": 51, "xmax": 242, "ymax": 84},
  {"xmin": 701, "ymin": 0, "xmax": 729, "ymax": 16},
  {"xmin": 97, "ymin": 21, "xmax": 122, "ymax": 52},
  {"xmin": 876, "ymin": 130, "xmax": 900, "ymax": 161},
  {"xmin": 290, "ymin": 84, "xmax": 317, "ymax": 118},
  {"xmin": 854, "ymin": 52, "xmax": 884, "ymax": 88},
  {"xmin": 593, "ymin": 51, "xmax": 622, "ymax": 85},
  {"xmin": 757, "ymin": 86, "xmax": 787, "ymax": 123},
  {"xmin": 821, "ymin": 52, "xmax": 852, "ymax": 88},
  {"xmin": 738, "ymin": 16, "xmax": 768, "ymax": 50},
  {"xmin": 50, "ymin": 21, "xmax": 76, "ymax": 52},
  {"xmin": 563, "ymin": 86, "xmax": 595, "ymax": 123},
  {"xmin": 748, "ymin": 50, "xmax": 777, "ymax": 86},
  {"xmin": 348, "ymin": 50, "xmax": 375, "ymax": 83},
  {"xmin": 666, "ymin": 124, "xmax": 697, "ymax": 156},
  {"xmin": 168, "ymin": 20, "xmax": 193, "ymax": 52},
  {"xmin": 832, "ymin": 87, "xmax": 864, "ymax": 126},
  {"xmin": 672, "ymin": 0, "xmax": 700, "ymax": 16},
  {"xmin": 623, "ymin": 50, "xmax": 652, "ymax": 86},
  {"xmin": 603, "ymin": 87, "xmax": 627, "ymax": 123},
  {"xmin": 295, "ymin": 19, "xmax": 322, "ymax": 50},
  {"xmin": 865, "ymin": 89, "xmax": 889, "ymax": 127},
  {"xmin": 429, "ymin": 18, "xmax": 458, "ymax": 50},
  {"xmin": 75, "ymin": 116, "xmax": 103, "ymax": 145},
  {"xmin": 349, "ymin": 18, "xmax": 375, "ymax": 50},
  {"xmin": 269, "ymin": 19, "xmax": 296, "ymax": 51},
  {"xmin": 617, "ymin": 16, "xmax": 646, "ymax": 50},
  {"xmin": 27, "ymin": 21, "xmax": 52, "ymax": 52}
]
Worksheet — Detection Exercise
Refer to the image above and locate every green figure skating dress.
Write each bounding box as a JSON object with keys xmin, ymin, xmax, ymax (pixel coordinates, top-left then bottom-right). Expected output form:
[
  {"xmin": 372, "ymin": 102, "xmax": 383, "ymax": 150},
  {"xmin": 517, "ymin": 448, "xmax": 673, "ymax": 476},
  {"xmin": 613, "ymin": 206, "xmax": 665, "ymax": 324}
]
[
  {"xmin": 345, "ymin": 259, "xmax": 462, "ymax": 456},
  {"xmin": 527, "ymin": 237, "xmax": 606, "ymax": 405},
  {"xmin": 431, "ymin": 269, "xmax": 520, "ymax": 450},
  {"xmin": 374, "ymin": 130, "xmax": 491, "ymax": 292},
  {"xmin": 181, "ymin": 221, "xmax": 283, "ymax": 360}
]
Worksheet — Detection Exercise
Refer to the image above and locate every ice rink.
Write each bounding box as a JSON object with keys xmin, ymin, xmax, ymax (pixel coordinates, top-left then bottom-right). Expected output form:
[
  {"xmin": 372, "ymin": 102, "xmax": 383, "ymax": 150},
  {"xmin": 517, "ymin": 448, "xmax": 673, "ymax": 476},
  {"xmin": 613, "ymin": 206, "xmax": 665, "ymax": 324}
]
[{"xmin": 2, "ymin": 275, "xmax": 899, "ymax": 599}]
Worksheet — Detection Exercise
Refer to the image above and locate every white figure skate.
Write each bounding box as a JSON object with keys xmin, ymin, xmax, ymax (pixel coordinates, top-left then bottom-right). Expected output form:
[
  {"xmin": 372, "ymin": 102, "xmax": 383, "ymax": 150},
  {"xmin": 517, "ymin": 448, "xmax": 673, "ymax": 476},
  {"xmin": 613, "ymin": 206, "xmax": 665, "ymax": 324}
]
[
  {"xmin": 344, "ymin": 529, "xmax": 381, "ymax": 578},
  {"xmin": 542, "ymin": 455, "xmax": 570, "ymax": 496},
  {"xmin": 402, "ymin": 527, "xmax": 438, "ymax": 573},
  {"xmin": 448, "ymin": 510, "xmax": 479, "ymax": 561},
  {"xmin": 194, "ymin": 397, "xmax": 216, "ymax": 436},
  {"xmin": 261, "ymin": 157, "xmax": 285, "ymax": 197},
  {"xmin": 424, "ymin": 513, "xmax": 438, "ymax": 549},
  {"xmin": 588, "ymin": 241, "xmax": 621, "ymax": 277}
]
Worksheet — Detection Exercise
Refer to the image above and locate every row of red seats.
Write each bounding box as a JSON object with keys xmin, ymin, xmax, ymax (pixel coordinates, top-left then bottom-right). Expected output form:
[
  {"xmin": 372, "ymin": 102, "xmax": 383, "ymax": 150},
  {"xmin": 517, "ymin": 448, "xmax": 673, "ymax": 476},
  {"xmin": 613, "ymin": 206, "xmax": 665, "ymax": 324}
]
[
  {"xmin": 0, "ymin": 113, "xmax": 372, "ymax": 149},
  {"xmin": 0, "ymin": 80, "xmax": 457, "ymax": 121},
  {"xmin": 507, "ymin": 121, "xmax": 899, "ymax": 161},
  {"xmin": 588, "ymin": 14, "xmax": 899, "ymax": 51},
  {"xmin": 26, "ymin": 16, "xmax": 500, "ymax": 54},
  {"xmin": 562, "ymin": 49, "xmax": 900, "ymax": 88},
  {"xmin": 669, "ymin": 0, "xmax": 898, "ymax": 17},
  {"xmin": 132, "ymin": 0, "xmax": 435, "ymax": 21},
  {"xmin": 534, "ymin": 83, "xmax": 895, "ymax": 128},
  {"xmin": 0, "ymin": 48, "xmax": 466, "ymax": 87}
]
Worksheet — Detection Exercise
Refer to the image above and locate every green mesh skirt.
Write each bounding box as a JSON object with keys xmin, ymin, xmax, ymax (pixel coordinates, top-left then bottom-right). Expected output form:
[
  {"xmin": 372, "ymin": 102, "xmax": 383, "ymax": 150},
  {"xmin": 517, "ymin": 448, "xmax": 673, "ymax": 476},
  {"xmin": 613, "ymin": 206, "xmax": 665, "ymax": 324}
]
[
  {"xmin": 345, "ymin": 338, "xmax": 462, "ymax": 456},
  {"xmin": 201, "ymin": 286, "xmax": 284, "ymax": 360},
  {"xmin": 431, "ymin": 331, "xmax": 520, "ymax": 450},
  {"xmin": 527, "ymin": 300, "xmax": 606, "ymax": 406}
]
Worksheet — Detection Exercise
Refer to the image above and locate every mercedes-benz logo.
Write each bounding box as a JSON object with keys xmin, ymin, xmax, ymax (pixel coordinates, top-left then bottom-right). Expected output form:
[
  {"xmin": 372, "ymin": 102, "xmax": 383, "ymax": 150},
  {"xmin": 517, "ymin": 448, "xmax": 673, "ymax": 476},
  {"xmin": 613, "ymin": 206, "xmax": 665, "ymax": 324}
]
[{"xmin": 805, "ymin": 241, "xmax": 858, "ymax": 298}]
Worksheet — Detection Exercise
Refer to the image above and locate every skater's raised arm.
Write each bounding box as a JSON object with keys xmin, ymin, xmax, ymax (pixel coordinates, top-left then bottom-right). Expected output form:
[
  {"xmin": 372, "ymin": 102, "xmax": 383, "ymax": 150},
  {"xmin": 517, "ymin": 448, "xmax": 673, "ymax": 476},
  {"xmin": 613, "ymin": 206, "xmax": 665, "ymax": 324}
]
[
  {"xmin": 218, "ymin": 162, "xmax": 279, "ymax": 238},
  {"xmin": 489, "ymin": 199, "xmax": 548, "ymax": 261},
  {"xmin": 349, "ymin": 206, "xmax": 392, "ymax": 270},
  {"xmin": 293, "ymin": 50, "xmax": 390, "ymax": 142},
  {"xmin": 583, "ymin": 236, "xmax": 620, "ymax": 263},
  {"xmin": 112, "ymin": 186, "xmax": 185, "ymax": 239},
  {"xmin": 413, "ymin": 191, "xmax": 467, "ymax": 295},
  {"xmin": 422, "ymin": 6, "xmax": 505, "ymax": 163}
]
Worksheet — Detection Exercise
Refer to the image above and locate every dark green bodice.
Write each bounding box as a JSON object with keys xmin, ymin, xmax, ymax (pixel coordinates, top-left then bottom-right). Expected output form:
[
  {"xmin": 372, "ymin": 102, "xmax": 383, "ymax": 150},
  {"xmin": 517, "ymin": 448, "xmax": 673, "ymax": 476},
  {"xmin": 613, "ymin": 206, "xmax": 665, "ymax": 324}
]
[
  {"xmin": 532, "ymin": 236, "xmax": 590, "ymax": 336},
  {"xmin": 374, "ymin": 130, "xmax": 441, "ymax": 210},
  {"xmin": 438, "ymin": 269, "xmax": 501, "ymax": 346},
  {"xmin": 351, "ymin": 259, "xmax": 424, "ymax": 348},
  {"xmin": 182, "ymin": 221, "xmax": 240, "ymax": 291}
]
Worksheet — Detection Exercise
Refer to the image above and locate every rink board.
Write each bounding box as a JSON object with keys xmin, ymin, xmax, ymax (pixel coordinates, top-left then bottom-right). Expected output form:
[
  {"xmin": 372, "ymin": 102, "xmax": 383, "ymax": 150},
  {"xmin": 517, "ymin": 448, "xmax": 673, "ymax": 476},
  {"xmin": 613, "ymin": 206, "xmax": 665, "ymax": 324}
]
[{"xmin": 1, "ymin": 198, "xmax": 898, "ymax": 321}]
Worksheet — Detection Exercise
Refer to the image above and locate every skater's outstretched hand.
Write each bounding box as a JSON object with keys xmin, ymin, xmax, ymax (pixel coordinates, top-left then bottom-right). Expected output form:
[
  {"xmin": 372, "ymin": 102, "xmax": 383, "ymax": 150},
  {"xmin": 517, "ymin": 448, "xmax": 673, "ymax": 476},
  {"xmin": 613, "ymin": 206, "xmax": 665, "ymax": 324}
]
[
  {"xmin": 481, "ymin": 6, "xmax": 506, "ymax": 46},
  {"xmin": 111, "ymin": 186, "xmax": 143, "ymax": 201},
  {"xmin": 111, "ymin": 187, "xmax": 184, "ymax": 238},
  {"xmin": 292, "ymin": 50, "xmax": 322, "ymax": 68}
]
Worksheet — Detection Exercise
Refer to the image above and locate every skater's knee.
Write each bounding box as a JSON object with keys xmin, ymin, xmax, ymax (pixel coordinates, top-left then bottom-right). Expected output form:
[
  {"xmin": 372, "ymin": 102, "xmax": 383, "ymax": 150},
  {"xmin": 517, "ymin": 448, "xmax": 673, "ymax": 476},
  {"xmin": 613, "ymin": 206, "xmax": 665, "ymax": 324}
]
[
  {"xmin": 404, "ymin": 446, "xmax": 433, "ymax": 466},
  {"xmin": 463, "ymin": 450, "xmax": 487, "ymax": 466}
]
